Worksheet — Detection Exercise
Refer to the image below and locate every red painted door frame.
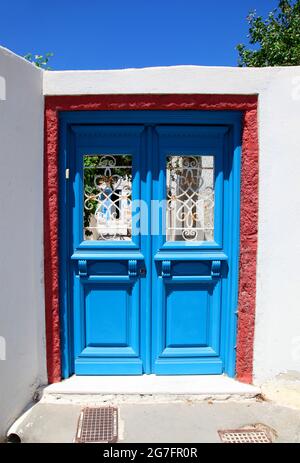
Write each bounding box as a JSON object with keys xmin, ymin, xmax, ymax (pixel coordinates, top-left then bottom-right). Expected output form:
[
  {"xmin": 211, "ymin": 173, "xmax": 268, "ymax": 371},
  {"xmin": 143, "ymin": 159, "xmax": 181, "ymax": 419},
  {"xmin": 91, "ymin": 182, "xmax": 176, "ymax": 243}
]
[{"xmin": 44, "ymin": 94, "xmax": 258, "ymax": 384}]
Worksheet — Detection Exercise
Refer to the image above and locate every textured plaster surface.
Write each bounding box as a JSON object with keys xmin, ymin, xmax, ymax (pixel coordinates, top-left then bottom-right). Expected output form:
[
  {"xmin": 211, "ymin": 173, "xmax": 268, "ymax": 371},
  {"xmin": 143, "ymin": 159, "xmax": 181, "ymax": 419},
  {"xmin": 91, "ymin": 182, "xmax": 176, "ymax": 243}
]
[
  {"xmin": 44, "ymin": 104, "xmax": 61, "ymax": 383},
  {"xmin": 236, "ymin": 110, "xmax": 259, "ymax": 383},
  {"xmin": 44, "ymin": 94, "xmax": 258, "ymax": 384}
]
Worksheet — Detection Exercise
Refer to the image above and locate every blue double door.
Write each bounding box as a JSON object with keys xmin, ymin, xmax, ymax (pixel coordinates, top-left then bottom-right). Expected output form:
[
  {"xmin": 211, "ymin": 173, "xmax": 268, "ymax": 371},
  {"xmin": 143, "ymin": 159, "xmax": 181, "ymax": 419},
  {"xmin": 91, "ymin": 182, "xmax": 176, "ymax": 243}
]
[{"xmin": 62, "ymin": 111, "xmax": 241, "ymax": 376}]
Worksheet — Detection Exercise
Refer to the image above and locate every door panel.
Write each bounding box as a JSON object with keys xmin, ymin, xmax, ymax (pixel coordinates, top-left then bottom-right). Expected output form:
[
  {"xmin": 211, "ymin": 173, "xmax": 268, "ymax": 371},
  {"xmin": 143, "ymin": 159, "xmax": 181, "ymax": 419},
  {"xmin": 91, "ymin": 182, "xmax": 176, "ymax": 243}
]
[
  {"xmin": 70, "ymin": 125, "xmax": 147, "ymax": 374},
  {"xmin": 152, "ymin": 260, "xmax": 223, "ymax": 373},
  {"xmin": 164, "ymin": 283, "xmax": 218, "ymax": 351},
  {"xmin": 154, "ymin": 125, "xmax": 225, "ymax": 250},
  {"xmin": 73, "ymin": 264, "xmax": 144, "ymax": 374},
  {"xmin": 74, "ymin": 277, "xmax": 142, "ymax": 374},
  {"xmin": 166, "ymin": 284, "xmax": 210, "ymax": 348},
  {"xmin": 151, "ymin": 125, "xmax": 229, "ymax": 374},
  {"xmin": 84, "ymin": 284, "xmax": 136, "ymax": 349}
]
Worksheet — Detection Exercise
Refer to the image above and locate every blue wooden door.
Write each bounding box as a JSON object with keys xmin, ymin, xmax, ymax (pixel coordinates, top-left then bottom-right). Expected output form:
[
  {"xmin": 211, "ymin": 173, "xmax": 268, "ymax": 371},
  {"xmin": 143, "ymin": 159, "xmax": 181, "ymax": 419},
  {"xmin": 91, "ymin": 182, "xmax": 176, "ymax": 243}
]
[
  {"xmin": 61, "ymin": 111, "xmax": 241, "ymax": 376},
  {"xmin": 151, "ymin": 125, "xmax": 236, "ymax": 375}
]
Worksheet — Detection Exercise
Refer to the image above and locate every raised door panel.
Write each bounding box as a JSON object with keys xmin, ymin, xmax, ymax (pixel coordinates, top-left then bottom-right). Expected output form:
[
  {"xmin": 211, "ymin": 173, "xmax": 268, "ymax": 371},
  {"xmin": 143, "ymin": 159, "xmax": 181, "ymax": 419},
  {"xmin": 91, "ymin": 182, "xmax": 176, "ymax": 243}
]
[
  {"xmin": 74, "ymin": 276, "xmax": 143, "ymax": 374},
  {"xmin": 153, "ymin": 273, "xmax": 223, "ymax": 374},
  {"xmin": 165, "ymin": 283, "xmax": 215, "ymax": 351}
]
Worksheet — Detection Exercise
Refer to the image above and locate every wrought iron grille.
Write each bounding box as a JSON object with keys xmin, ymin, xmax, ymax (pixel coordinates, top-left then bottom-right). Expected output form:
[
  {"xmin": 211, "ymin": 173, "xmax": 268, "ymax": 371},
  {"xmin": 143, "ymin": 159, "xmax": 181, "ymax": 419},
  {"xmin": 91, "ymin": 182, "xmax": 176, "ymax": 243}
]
[
  {"xmin": 83, "ymin": 154, "xmax": 132, "ymax": 241},
  {"xmin": 166, "ymin": 155, "xmax": 214, "ymax": 241}
]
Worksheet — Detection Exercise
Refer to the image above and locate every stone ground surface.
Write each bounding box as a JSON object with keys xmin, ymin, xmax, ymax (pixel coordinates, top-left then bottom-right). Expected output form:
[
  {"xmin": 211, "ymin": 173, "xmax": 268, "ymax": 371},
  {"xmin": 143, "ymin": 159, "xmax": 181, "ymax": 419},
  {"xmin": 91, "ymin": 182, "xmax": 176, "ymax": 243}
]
[
  {"xmin": 261, "ymin": 374, "xmax": 300, "ymax": 410},
  {"xmin": 7, "ymin": 399, "xmax": 300, "ymax": 443}
]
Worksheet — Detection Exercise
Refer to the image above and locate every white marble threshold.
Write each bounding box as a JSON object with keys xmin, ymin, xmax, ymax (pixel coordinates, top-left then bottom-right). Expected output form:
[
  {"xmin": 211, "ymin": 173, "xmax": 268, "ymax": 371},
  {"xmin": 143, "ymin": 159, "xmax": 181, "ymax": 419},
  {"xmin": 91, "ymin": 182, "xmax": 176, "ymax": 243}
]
[{"xmin": 43, "ymin": 374, "xmax": 260, "ymax": 397}]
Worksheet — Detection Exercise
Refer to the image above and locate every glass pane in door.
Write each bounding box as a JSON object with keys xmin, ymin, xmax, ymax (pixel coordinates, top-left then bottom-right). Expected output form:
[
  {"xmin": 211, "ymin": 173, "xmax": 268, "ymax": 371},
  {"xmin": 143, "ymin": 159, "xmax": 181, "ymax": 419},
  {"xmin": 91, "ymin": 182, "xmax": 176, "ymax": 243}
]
[
  {"xmin": 166, "ymin": 155, "xmax": 214, "ymax": 242},
  {"xmin": 83, "ymin": 154, "xmax": 132, "ymax": 241}
]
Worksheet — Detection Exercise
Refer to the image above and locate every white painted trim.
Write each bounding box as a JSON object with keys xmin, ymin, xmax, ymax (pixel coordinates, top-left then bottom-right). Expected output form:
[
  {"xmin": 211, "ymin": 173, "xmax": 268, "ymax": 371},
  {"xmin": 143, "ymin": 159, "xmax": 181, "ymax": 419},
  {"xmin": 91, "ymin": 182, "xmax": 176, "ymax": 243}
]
[{"xmin": 43, "ymin": 65, "xmax": 287, "ymax": 95}]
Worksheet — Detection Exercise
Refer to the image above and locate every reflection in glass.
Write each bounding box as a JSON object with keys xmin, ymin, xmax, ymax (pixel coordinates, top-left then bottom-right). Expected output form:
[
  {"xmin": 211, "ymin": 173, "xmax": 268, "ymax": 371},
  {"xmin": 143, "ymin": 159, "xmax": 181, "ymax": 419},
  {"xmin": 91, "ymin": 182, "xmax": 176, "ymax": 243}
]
[
  {"xmin": 166, "ymin": 155, "xmax": 214, "ymax": 242},
  {"xmin": 83, "ymin": 155, "xmax": 132, "ymax": 241}
]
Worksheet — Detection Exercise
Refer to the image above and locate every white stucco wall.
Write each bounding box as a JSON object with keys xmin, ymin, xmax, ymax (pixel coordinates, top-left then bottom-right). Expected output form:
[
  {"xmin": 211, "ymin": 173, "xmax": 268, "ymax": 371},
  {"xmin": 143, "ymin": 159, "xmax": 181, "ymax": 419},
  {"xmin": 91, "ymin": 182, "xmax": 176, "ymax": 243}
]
[
  {"xmin": 0, "ymin": 47, "xmax": 46, "ymax": 440},
  {"xmin": 253, "ymin": 70, "xmax": 300, "ymax": 383},
  {"xmin": 44, "ymin": 66, "xmax": 300, "ymax": 384}
]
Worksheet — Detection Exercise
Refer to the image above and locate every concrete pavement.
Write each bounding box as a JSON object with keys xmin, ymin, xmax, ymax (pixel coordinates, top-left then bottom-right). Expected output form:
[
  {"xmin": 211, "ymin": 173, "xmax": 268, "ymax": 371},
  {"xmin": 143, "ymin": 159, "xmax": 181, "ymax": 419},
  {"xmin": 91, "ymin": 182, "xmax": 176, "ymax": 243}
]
[{"xmin": 7, "ymin": 399, "xmax": 300, "ymax": 443}]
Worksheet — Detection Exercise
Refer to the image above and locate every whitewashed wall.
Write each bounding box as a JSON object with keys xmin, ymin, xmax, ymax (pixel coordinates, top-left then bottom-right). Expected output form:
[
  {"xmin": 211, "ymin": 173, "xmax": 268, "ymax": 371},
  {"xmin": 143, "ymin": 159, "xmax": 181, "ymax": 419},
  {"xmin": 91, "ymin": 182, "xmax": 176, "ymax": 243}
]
[
  {"xmin": 44, "ymin": 65, "xmax": 300, "ymax": 384},
  {"xmin": 0, "ymin": 47, "xmax": 46, "ymax": 440},
  {"xmin": 254, "ymin": 70, "xmax": 300, "ymax": 383}
]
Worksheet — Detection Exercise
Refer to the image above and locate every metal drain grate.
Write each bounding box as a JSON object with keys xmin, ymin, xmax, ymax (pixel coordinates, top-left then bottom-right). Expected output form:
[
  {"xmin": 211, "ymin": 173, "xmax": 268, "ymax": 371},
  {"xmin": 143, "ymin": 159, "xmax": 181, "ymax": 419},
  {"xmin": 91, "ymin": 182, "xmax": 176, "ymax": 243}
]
[
  {"xmin": 218, "ymin": 429, "xmax": 272, "ymax": 444},
  {"xmin": 75, "ymin": 407, "xmax": 118, "ymax": 443}
]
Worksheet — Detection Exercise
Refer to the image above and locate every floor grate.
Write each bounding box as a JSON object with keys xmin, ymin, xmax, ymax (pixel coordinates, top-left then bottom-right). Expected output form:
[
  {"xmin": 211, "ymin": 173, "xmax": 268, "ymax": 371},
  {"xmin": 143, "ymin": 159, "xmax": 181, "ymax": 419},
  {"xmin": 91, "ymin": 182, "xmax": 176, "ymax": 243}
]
[
  {"xmin": 75, "ymin": 407, "xmax": 118, "ymax": 443},
  {"xmin": 218, "ymin": 429, "xmax": 272, "ymax": 444}
]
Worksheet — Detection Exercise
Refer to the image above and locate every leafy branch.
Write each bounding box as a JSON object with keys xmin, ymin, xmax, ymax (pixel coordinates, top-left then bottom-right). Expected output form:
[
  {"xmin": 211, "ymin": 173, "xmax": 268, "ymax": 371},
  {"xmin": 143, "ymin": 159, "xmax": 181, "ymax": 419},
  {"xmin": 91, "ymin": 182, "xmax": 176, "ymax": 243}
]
[
  {"xmin": 237, "ymin": 0, "xmax": 300, "ymax": 66},
  {"xmin": 24, "ymin": 52, "xmax": 54, "ymax": 70}
]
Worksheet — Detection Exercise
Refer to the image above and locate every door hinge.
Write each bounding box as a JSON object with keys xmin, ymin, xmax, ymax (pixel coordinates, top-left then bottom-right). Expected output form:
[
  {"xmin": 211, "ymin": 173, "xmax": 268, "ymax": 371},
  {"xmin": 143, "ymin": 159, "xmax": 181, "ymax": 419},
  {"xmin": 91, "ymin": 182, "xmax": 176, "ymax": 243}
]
[{"xmin": 65, "ymin": 168, "xmax": 70, "ymax": 179}]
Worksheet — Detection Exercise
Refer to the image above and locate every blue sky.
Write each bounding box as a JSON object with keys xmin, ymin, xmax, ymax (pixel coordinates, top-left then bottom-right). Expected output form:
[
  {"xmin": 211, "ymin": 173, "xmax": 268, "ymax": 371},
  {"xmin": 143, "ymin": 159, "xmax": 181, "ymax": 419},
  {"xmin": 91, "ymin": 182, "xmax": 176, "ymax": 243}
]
[{"xmin": 0, "ymin": 1, "xmax": 278, "ymax": 70}]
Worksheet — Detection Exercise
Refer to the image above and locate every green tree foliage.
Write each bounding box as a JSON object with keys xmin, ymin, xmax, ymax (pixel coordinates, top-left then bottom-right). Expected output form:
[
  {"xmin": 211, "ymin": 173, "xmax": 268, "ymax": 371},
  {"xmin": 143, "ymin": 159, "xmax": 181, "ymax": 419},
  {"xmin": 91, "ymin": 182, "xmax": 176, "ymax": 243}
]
[
  {"xmin": 237, "ymin": 0, "xmax": 300, "ymax": 66},
  {"xmin": 24, "ymin": 52, "xmax": 54, "ymax": 70}
]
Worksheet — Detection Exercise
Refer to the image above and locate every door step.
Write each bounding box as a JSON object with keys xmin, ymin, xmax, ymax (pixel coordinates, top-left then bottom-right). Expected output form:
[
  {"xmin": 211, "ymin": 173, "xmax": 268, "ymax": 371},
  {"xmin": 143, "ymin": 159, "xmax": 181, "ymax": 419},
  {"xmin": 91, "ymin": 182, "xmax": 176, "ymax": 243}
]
[{"xmin": 40, "ymin": 375, "xmax": 260, "ymax": 404}]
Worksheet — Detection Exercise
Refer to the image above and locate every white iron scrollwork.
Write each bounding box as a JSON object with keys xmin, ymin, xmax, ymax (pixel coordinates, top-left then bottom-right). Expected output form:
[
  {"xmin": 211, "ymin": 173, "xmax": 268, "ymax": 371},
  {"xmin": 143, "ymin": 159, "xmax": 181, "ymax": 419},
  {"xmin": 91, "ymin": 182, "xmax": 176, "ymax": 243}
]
[
  {"xmin": 84, "ymin": 155, "xmax": 132, "ymax": 241},
  {"xmin": 166, "ymin": 156, "xmax": 214, "ymax": 242}
]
